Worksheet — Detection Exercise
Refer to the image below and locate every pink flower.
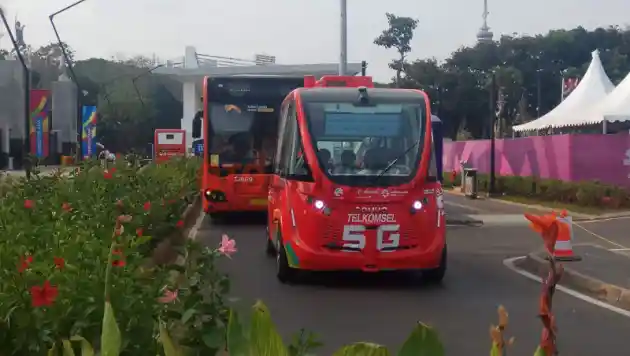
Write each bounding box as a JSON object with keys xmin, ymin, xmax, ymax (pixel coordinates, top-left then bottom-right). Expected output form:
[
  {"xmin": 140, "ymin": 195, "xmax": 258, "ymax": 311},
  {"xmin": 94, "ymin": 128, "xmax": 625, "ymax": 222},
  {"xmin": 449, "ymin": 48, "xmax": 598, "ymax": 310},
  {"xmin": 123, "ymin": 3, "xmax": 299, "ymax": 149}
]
[
  {"xmin": 158, "ymin": 288, "xmax": 178, "ymax": 303},
  {"xmin": 218, "ymin": 234, "xmax": 237, "ymax": 258}
]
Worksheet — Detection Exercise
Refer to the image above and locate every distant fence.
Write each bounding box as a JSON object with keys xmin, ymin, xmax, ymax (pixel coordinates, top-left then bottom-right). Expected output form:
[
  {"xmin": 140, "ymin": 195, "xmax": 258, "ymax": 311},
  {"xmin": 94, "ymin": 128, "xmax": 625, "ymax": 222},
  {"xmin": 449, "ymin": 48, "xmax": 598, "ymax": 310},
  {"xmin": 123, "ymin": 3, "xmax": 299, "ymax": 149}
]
[{"xmin": 443, "ymin": 133, "xmax": 630, "ymax": 188}]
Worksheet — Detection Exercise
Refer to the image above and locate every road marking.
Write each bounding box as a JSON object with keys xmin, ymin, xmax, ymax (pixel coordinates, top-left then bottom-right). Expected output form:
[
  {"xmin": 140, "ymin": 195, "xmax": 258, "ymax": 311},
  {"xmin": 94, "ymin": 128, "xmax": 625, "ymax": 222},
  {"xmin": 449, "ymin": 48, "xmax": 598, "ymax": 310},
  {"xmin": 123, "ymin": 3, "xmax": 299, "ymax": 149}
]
[
  {"xmin": 188, "ymin": 210, "xmax": 206, "ymax": 241},
  {"xmin": 572, "ymin": 222, "xmax": 627, "ymax": 249},
  {"xmin": 609, "ymin": 248, "xmax": 630, "ymax": 251},
  {"xmin": 503, "ymin": 256, "xmax": 630, "ymax": 318},
  {"xmin": 579, "ymin": 216, "xmax": 630, "ymax": 224}
]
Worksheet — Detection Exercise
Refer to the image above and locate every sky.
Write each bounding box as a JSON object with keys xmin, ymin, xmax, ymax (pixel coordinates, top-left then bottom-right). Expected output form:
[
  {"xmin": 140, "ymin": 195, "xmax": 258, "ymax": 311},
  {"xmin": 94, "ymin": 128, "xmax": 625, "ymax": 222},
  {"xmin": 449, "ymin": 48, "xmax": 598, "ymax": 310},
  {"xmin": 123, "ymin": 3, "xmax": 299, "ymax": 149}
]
[{"xmin": 1, "ymin": 0, "xmax": 630, "ymax": 82}]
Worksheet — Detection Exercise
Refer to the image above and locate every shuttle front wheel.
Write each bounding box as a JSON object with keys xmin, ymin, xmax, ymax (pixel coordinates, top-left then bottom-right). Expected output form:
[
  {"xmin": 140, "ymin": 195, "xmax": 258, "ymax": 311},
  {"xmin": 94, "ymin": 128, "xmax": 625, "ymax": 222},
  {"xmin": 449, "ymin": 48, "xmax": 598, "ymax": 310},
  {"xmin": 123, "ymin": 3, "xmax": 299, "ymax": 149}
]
[{"xmin": 276, "ymin": 234, "xmax": 299, "ymax": 284}]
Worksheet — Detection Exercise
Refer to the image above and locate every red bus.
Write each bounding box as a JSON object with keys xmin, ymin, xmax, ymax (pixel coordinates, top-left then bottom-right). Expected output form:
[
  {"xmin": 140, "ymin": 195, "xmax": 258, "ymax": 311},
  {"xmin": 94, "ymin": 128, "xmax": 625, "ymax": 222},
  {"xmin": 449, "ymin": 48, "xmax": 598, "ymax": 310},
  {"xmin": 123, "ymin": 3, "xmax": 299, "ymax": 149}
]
[
  {"xmin": 197, "ymin": 76, "xmax": 305, "ymax": 217},
  {"xmin": 267, "ymin": 75, "xmax": 445, "ymax": 284}
]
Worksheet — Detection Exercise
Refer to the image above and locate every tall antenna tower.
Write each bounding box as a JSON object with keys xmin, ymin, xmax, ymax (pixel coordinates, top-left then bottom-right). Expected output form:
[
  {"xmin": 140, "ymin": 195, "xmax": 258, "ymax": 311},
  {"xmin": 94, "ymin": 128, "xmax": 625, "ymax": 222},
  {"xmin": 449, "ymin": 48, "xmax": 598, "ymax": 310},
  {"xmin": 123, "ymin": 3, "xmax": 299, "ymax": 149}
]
[{"xmin": 477, "ymin": 0, "xmax": 494, "ymax": 43}]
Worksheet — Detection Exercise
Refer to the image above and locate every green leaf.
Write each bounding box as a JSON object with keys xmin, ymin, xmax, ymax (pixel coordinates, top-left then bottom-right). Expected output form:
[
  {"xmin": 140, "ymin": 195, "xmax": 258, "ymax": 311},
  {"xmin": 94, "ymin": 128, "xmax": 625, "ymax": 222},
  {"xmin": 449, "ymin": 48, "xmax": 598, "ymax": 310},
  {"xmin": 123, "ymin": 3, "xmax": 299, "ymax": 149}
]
[
  {"xmin": 533, "ymin": 346, "xmax": 547, "ymax": 356},
  {"xmin": 397, "ymin": 322, "xmax": 444, "ymax": 356},
  {"xmin": 70, "ymin": 336, "xmax": 95, "ymax": 356},
  {"xmin": 250, "ymin": 300, "xmax": 290, "ymax": 356},
  {"xmin": 62, "ymin": 340, "xmax": 75, "ymax": 356},
  {"xmin": 101, "ymin": 301, "xmax": 121, "ymax": 356},
  {"xmin": 490, "ymin": 342, "xmax": 501, "ymax": 356},
  {"xmin": 181, "ymin": 308, "xmax": 197, "ymax": 324},
  {"xmin": 48, "ymin": 343, "xmax": 57, "ymax": 356},
  {"xmin": 159, "ymin": 323, "xmax": 182, "ymax": 356},
  {"xmin": 227, "ymin": 309, "xmax": 249, "ymax": 356},
  {"xmin": 333, "ymin": 342, "xmax": 391, "ymax": 356},
  {"xmin": 202, "ymin": 327, "xmax": 225, "ymax": 349}
]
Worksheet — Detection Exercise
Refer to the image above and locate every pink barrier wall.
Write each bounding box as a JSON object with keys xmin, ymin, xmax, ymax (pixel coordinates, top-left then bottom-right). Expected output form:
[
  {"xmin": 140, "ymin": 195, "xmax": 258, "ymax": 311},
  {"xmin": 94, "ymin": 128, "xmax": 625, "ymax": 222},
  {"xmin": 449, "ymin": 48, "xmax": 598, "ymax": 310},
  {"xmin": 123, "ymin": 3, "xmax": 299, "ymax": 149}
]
[{"xmin": 443, "ymin": 133, "xmax": 630, "ymax": 188}]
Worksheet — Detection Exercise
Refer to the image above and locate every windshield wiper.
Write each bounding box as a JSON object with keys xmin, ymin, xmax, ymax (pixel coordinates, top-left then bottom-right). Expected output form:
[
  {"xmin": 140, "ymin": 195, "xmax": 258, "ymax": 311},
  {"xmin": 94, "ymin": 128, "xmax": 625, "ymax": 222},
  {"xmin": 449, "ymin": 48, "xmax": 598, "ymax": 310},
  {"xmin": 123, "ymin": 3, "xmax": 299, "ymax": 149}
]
[{"xmin": 372, "ymin": 139, "xmax": 422, "ymax": 184}]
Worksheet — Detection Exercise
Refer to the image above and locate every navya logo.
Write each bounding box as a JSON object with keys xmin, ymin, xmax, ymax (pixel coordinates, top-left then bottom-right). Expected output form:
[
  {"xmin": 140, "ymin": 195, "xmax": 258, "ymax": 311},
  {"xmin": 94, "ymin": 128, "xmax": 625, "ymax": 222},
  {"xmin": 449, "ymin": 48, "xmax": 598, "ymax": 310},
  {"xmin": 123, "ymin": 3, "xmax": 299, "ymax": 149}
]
[
  {"xmin": 234, "ymin": 176, "xmax": 254, "ymax": 183},
  {"xmin": 355, "ymin": 206, "xmax": 387, "ymax": 213}
]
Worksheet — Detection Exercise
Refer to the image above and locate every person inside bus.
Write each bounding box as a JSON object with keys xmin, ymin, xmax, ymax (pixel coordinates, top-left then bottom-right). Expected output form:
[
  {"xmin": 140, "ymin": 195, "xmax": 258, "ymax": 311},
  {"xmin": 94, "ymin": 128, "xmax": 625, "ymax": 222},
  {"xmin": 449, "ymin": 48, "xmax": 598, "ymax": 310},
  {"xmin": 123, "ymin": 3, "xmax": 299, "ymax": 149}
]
[
  {"xmin": 333, "ymin": 150, "xmax": 357, "ymax": 174},
  {"xmin": 317, "ymin": 148, "xmax": 332, "ymax": 172},
  {"xmin": 221, "ymin": 133, "xmax": 254, "ymax": 163},
  {"xmin": 358, "ymin": 147, "xmax": 390, "ymax": 175}
]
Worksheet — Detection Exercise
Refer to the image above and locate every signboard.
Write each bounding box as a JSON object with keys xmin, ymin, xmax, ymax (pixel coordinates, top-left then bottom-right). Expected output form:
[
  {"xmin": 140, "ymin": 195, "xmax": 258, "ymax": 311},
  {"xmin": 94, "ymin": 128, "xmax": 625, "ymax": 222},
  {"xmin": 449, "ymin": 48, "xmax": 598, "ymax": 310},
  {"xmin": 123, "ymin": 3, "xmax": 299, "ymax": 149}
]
[
  {"xmin": 81, "ymin": 106, "xmax": 97, "ymax": 158},
  {"xmin": 29, "ymin": 89, "xmax": 51, "ymax": 158}
]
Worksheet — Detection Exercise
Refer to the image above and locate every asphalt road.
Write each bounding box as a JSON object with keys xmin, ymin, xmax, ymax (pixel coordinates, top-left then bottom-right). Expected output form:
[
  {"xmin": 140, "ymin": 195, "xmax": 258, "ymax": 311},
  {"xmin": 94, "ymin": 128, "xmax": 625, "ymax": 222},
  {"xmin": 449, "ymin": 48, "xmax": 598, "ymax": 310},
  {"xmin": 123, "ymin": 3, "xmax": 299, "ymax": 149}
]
[{"xmin": 195, "ymin": 215, "xmax": 630, "ymax": 355}]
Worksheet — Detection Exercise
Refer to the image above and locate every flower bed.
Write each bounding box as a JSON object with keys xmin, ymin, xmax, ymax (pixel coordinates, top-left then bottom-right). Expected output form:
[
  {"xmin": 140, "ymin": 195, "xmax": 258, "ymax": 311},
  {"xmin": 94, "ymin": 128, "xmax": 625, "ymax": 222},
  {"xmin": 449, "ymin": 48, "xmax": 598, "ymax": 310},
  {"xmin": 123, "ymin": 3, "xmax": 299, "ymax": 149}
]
[
  {"xmin": 443, "ymin": 171, "xmax": 630, "ymax": 209},
  {"xmin": 0, "ymin": 158, "xmax": 238, "ymax": 355}
]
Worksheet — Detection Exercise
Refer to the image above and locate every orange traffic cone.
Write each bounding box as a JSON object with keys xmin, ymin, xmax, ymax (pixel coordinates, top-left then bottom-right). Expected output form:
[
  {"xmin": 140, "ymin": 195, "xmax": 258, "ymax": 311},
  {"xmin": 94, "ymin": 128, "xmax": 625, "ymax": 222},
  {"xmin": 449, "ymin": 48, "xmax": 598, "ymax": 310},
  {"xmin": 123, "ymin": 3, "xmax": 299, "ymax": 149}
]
[{"xmin": 553, "ymin": 211, "xmax": 582, "ymax": 261}]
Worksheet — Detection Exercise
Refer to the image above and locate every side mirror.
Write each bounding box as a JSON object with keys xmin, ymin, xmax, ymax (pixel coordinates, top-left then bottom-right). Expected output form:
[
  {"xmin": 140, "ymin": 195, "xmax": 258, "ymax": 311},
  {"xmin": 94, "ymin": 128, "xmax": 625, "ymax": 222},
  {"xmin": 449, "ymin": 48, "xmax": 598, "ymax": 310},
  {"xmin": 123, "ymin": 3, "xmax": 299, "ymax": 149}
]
[{"xmin": 192, "ymin": 111, "xmax": 202, "ymax": 139}]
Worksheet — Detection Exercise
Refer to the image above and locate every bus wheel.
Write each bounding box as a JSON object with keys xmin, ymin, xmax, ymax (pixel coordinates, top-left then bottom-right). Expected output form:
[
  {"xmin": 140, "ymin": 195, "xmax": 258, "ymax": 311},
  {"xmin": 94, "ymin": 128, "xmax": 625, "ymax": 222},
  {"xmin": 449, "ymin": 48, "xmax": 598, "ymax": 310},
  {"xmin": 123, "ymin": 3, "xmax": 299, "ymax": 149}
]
[
  {"xmin": 423, "ymin": 245, "xmax": 447, "ymax": 284},
  {"xmin": 276, "ymin": 238, "xmax": 297, "ymax": 284},
  {"xmin": 265, "ymin": 226, "xmax": 276, "ymax": 257}
]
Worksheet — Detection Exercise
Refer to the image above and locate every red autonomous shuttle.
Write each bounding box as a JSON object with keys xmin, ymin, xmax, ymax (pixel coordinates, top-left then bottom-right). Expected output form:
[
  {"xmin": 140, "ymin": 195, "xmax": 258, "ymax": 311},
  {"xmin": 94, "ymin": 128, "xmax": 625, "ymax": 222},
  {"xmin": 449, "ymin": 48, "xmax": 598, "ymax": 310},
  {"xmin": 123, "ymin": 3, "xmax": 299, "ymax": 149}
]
[{"xmin": 267, "ymin": 75, "xmax": 446, "ymax": 284}]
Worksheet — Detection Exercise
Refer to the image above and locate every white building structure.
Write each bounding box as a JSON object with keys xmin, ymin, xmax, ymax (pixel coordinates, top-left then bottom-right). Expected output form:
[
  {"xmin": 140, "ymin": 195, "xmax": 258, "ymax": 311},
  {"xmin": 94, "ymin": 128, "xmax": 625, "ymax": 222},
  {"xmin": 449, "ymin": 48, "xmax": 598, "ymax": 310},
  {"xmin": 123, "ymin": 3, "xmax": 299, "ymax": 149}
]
[{"xmin": 154, "ymin": 46, "xmax": 363, "ymax": 147}]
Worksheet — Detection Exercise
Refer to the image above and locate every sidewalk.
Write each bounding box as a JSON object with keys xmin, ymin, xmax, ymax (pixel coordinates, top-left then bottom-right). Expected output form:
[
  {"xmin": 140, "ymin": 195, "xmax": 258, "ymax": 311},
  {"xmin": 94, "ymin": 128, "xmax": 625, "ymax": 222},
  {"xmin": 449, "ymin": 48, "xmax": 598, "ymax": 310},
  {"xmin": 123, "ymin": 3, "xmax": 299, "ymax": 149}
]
[
  {"xmin": 516, "ymin": 244, "xmax": 630, "ymax": 310},
  {"xmin": 445, "ymin": 189, "xmax": 630, "ymax": 221}
]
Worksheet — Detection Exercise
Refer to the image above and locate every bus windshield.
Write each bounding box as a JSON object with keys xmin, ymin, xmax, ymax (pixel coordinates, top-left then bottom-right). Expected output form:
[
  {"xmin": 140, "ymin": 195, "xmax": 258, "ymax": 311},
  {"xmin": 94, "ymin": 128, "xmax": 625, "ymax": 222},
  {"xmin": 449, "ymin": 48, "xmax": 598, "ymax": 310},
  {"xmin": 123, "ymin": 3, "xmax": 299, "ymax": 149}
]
[
  {"xmin": 207, "ymin": 103, "xmax": 277, "ymax": 165},
  {"xmin": 304, "ymin": 101, "xmax": 426, "ymax": 186},
  {"xmin": 205, "ymin": 77, "xmax": 303, "ymax": 169}
]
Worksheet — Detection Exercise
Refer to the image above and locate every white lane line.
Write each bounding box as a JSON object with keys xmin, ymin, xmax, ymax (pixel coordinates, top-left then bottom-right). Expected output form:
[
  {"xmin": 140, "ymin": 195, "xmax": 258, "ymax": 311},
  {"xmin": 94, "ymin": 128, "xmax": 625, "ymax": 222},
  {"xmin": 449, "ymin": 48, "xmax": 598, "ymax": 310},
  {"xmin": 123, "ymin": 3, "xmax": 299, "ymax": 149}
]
[
  {"xmin": 579, "ymin": 216, "xmax": 630, "ymax": 224},
  {"xmin": 503, "ymin": 256, "xmax": 630, "ymax": 318},
  {"xmin": 572, "ymin": 222, "xmax": 627, "ymax": 249},
  {"xmin": 188, "ymin": 210, "xmax": 206, "ymax": 241},
  {"xmin": 609, "ymin": 248, "xmax": 630, "ymax": 252}
]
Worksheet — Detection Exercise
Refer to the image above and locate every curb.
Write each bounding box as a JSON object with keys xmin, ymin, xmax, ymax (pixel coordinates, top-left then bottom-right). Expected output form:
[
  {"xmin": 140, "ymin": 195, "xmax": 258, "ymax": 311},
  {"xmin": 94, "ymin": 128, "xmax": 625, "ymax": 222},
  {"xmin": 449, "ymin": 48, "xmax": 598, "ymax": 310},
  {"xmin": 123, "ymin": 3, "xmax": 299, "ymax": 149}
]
[
  {"xmin": 515, "ymin": 250, "xmax": 630, "ymax": 310},
  {"xmin": 152, "ymin": 194, "xmax": 202, "ymax": 265},
  {"xmin": 444, "ymin": 189, "xmax": 630, "ymax": 221}
]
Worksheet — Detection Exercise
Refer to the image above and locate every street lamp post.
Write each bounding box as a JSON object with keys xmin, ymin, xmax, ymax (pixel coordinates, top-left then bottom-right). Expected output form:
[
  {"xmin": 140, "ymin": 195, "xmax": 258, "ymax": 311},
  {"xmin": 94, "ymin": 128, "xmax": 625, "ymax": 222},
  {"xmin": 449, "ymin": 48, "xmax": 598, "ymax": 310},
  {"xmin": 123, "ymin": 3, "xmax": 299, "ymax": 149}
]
[
  {"xmin": 489, "ymin": 71, "xmax": 497, "ymax": 195},
  {"xmin": 49, "ymin": 0, "xmax": 89, "ymax": 161},
  {"xmin": 339, "ymin": 0, "xmax": 348, "ymax": 75},
  {"xmin": 0, "ymin": 8, "xmax": 30, "ymax": 170}
]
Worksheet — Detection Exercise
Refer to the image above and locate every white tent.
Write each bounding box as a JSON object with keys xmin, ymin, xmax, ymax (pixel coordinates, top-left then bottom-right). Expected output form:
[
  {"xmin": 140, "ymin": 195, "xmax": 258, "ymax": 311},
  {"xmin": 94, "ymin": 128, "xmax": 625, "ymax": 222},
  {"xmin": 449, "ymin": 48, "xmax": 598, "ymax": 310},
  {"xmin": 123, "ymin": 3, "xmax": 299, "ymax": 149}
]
[
  {"xmin": 565, "ymin": 70, "xmax": 630, "ymax": 127},
  {"xmin": 513, "ymin": 50, "xmax": 615, "ymax": 132}
]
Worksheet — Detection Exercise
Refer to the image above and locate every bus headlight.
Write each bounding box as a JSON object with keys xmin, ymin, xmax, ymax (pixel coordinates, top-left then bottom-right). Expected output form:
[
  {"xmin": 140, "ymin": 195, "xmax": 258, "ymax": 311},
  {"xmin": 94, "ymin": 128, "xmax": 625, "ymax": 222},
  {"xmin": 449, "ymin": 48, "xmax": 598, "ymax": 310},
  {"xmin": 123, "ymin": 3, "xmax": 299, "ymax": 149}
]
[
  {"xmin": 410, "ymin": 200, "xmax": 423, "ymax": 214},
  {"xmin": 205, "ymin": 190, "xmax": 227, "ymax": 202},
  {"xmin": 313, "ymin": 199, "xmax": 332, "ymax": 216},
  {"xmin": 314, "ymin": 200, "xmax": 325, "ymax": 209}
]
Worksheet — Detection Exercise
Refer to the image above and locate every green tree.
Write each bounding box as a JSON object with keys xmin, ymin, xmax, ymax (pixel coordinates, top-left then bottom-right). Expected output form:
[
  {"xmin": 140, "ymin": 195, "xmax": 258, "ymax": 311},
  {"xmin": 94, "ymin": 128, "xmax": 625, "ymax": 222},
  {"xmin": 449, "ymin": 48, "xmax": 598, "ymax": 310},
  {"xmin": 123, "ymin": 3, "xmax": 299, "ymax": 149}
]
[
  {"xmin": 398, "ymin": 25, "xmax": 630, "ymax": 139},
  {"xmin": 374, "ymin": 13, "xmax": 418, "ymax": 86}
]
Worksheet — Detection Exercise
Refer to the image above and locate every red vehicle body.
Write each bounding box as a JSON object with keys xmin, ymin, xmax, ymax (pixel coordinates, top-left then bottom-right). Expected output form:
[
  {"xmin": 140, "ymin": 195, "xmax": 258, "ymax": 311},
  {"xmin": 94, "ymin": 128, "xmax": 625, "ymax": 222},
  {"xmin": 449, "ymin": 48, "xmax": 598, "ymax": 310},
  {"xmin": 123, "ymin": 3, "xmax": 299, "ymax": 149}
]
[
  {"xmin": 201, "ymin": 76, "xmax": 305, "ymax": 215},
  {"xmin": 154, "ymin": 129, "xmax": 187, "ymax": 163},
  {"xmin": 267, "ymin": 75, "xmax": 446, "ymax": 283}
]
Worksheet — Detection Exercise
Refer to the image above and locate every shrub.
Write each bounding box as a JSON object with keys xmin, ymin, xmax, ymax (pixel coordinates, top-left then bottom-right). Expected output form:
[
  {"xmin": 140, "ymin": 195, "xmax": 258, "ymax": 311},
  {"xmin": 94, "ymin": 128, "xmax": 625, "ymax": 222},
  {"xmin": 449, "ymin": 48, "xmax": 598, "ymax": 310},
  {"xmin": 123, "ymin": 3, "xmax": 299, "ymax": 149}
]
[
  {"xmin": 442, "ymin": 171, "xmax": 630, "ymax": 208},
  {"xmin": 0, "ymin": 158, "xmax": 224, "ymax": 355}
]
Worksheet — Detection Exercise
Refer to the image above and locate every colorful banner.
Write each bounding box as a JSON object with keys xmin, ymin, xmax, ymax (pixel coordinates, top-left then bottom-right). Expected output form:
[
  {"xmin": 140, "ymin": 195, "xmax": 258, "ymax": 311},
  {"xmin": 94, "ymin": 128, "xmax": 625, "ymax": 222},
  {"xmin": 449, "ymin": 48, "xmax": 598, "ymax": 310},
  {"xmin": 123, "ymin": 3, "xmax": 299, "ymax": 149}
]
[
  {"xmin": 81, "ymin": 106, "xmax": 97, "ymax": 159},
  {"xmin": 29, "ymin": 89, "xmax": 51, "ymax": 158}
]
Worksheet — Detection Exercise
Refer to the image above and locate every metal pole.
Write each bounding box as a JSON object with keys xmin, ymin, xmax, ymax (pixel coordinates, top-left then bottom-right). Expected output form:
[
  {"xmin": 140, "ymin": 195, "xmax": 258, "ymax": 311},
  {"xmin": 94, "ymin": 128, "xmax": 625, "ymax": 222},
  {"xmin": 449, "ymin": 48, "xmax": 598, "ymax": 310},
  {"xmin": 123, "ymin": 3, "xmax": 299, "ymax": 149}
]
[
  {"xmin": 0, "ymin": 9, "xmax": 30, "ymax": 169},
  {"xmin": 49, "ymin": 0, "xmax": 89, "ymax": 162},
  {"xmin": 339, "ymin": 0, "xmax": 348, "ymax": 75},
  {"xmin": 489, "ymin": 72, "xmax": 497, "ymax": 195},
  {"xmin": 536, "ymin": 69, "xmax": 542, "ymax": 118}
]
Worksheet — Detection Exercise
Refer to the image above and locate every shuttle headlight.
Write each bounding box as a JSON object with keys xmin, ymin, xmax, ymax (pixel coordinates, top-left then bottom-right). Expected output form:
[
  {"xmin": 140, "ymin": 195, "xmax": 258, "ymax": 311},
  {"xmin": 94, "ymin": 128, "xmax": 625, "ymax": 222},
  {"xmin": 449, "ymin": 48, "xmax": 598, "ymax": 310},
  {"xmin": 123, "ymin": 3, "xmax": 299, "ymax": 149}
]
[
  {"xmin": 410, "ymin": 200, "xmax": 423, "ymax": 214},
  {"xmin": 312, "ymin": 199, "xmax": 332, "ymax": 216},
  {"xmin": 314, "ymin": 200, "xmax": 325, "ymax": 210}
]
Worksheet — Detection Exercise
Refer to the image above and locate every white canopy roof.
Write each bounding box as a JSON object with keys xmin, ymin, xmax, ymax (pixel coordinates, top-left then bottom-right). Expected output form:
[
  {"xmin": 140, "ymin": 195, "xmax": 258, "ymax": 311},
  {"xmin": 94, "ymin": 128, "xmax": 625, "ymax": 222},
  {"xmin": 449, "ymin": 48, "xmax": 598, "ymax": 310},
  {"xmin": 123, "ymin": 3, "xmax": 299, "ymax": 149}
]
[
  {"xmin": 513, "ymin": 50, "xmax": 615, "ymax": 132},
  {"xmin": 571, "ymin": 71, "xmax": 630, "ymax": 125}
]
